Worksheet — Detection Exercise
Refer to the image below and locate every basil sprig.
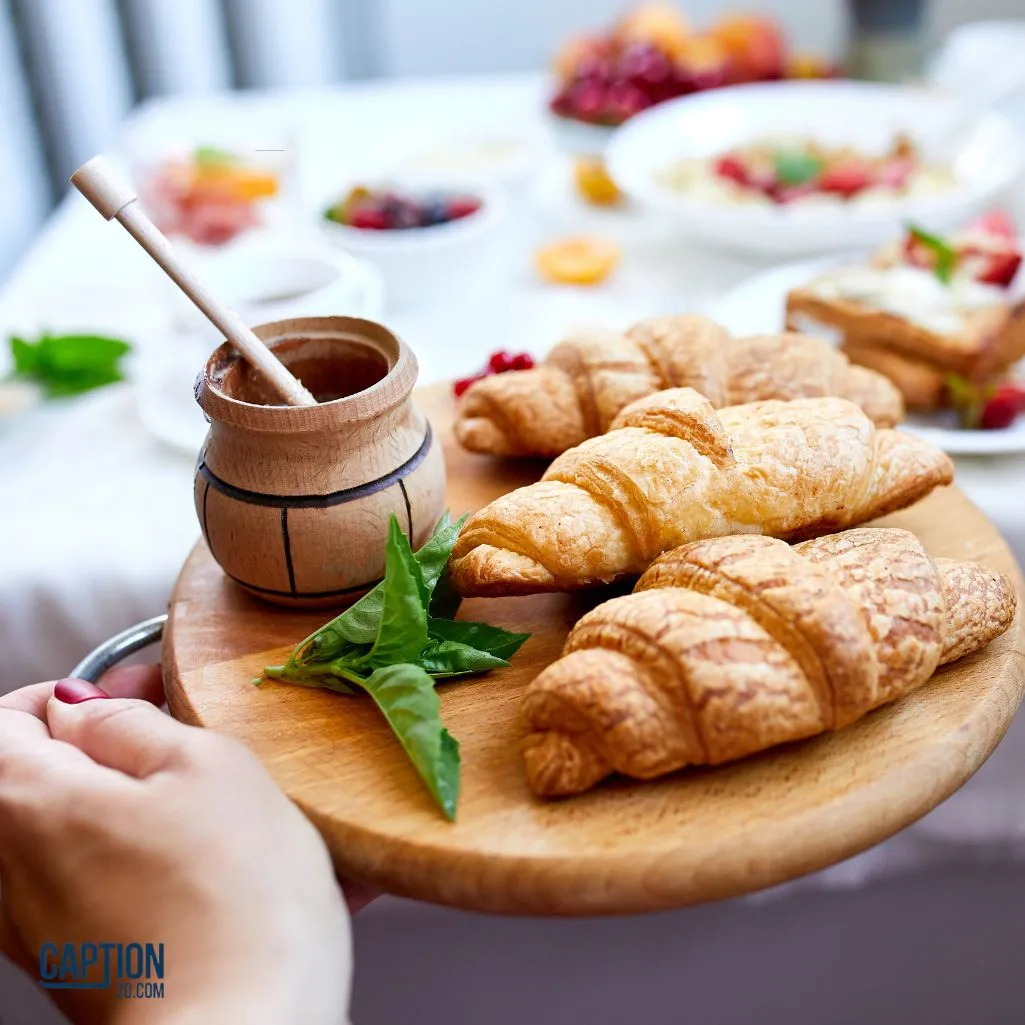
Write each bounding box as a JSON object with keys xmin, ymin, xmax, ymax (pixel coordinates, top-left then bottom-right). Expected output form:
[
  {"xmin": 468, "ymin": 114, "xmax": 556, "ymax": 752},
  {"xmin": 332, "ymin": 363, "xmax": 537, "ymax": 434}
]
[
  {"xmin": 907, "ymin": 224, "xmax": 958, "ymax": 285},
  {"xmin": 265, "ymin": 513, "xmax": 529, "ymax": 820},
  {"xmin": 8, "ymin": 333, "xmax": 131, "ymax": 398}
]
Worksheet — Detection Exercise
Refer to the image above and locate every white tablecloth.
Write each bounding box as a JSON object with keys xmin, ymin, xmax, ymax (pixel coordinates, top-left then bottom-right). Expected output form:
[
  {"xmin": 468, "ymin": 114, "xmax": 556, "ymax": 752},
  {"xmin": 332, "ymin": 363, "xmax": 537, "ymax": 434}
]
[{"xmin": 1, "ymin": 74, "xmax": 1023, "ymax": 880}]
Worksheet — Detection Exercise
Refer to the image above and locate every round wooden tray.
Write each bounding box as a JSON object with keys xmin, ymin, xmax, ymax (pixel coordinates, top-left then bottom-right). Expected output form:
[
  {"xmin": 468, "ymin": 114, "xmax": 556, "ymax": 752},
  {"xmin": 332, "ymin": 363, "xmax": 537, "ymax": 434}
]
[{"xmin": 165, "ymin": 384, "xmax": 1025, "ymax": 915}]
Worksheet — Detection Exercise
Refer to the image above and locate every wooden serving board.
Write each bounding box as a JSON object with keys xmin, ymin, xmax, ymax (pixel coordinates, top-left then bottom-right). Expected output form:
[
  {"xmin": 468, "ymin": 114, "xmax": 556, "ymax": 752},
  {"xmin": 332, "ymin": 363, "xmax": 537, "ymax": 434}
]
[{"xmin": 165, "ymin": 384, "xmax": 1025, "ymax": 915}]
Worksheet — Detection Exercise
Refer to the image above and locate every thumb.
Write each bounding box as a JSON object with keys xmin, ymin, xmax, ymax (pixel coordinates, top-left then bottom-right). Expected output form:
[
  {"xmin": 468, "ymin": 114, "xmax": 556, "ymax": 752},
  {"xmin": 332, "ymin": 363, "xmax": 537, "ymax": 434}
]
[{"xmin": 45, "ymin": 679, "xmax": 204, "ymax": 779}]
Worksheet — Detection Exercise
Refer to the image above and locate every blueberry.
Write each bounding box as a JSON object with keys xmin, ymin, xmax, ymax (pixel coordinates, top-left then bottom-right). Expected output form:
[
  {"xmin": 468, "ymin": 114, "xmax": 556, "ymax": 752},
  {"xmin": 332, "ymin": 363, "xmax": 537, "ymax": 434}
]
[{"xmin": 421, "ymin": 198, "xmax": 451, "ymax": 227}]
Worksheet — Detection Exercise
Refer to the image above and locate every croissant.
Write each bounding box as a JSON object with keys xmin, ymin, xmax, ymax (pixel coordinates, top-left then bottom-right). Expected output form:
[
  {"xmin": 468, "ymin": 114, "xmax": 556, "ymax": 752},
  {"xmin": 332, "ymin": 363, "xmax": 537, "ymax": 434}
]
[
  {"xmin": 454, "ymin": 315, "xmax": 904, "ymax": 458},
  {"xmin": 522, "ymin": 528, "xmax": 1017, "ymax": 796},
  {"xmin": 450, "ymin": 388, "xmax": 953, "ymax": 597}
]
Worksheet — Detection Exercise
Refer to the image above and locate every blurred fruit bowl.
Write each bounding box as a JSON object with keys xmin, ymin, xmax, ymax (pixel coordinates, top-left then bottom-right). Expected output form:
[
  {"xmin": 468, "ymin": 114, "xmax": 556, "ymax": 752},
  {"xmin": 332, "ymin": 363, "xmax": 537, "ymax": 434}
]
[
  {"xmin": 548, "ymin": 3, "xmax": 834, "ymax": 152},
  {"xmin": 605, "ymin": 80, "xmax": 1025, "ymax": 256},
  {"xmin": 317, "ymin": 179, "xmax": 507, "ymax": 310}
]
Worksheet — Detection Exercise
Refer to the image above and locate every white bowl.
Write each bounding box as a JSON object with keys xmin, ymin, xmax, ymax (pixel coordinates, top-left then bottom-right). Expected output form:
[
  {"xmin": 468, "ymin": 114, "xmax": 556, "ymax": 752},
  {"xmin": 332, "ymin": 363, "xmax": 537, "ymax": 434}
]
[
  {"xmin": 317, "ymin": 182, "xmax": 508, "ymax": 310},
  {"xmin": 606, "ymin": 80, "xmax": 1025, "ymax": 256},
  {"xmin": 167, "ymin": 238, "xmax": 386, "ymax": 344}
]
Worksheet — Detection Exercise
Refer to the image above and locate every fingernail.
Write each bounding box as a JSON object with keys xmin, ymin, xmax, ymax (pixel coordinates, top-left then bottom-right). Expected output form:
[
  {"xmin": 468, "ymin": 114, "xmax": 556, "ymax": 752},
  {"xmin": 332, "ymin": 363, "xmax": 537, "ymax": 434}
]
[{"xmin": 54, "ymin": 678, "xmax": 110, "ymax": 704}]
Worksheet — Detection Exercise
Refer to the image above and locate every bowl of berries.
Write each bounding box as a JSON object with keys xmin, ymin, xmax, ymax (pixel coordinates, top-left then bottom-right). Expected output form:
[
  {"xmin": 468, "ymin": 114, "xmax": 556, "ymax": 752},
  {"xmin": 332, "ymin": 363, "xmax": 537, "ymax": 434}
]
[
  {"xmin": 548, "ymin": 4, "xmax": 833, "ymax": 156},
  {"xmin": 319, "ymin": 181, "xmax": 506, "ymax": 309},
  {"xmin": 606, "ymin": 79, "xmax": 1025, "ymax": 255}
]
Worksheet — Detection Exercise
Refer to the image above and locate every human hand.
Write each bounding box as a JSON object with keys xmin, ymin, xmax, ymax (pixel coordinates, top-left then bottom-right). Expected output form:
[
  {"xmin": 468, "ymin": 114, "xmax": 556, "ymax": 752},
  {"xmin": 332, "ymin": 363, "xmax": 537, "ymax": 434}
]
[{"xmin": 0, "ymin": 666, "xmax": 353, "ymax": 1025}]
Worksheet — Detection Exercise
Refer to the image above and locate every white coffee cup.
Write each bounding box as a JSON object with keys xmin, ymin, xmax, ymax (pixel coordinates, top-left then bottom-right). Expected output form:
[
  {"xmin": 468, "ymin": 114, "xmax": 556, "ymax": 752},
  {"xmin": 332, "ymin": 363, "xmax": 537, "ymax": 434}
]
[{"xmin": 170, "ymin": 238, "xmax": 386, "ymax": 342}]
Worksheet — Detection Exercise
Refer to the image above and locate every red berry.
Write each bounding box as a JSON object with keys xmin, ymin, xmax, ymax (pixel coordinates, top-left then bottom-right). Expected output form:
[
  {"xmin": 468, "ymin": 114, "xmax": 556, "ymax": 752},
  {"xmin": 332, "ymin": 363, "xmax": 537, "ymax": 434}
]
[
  {"xmin": 605, "ymin": 80, "xmax": 650, "ymax": 122},
  {"xmin": 575, "ymin": 52, "xmax": 615, "ymax": 86},
  {"xmin": 965, "ymin": 209, "xmax": 1017, "ymax": 242},
  {"xmin": 550, "ymin": 90, "xmax": 574, "ymax": 116},
  {"xmin": 979, "ymin": 384, "xmax": 1025, "ymax": 429},
  {"xmin": 955, "ymin": 224, "xmax": 1022, "ymax": 287},
  {"xmin": 488, "ymin": 350, "xmax": 514, "ymax": 373},
  {"xmin": 349, "ymin": 205, "xmax": 390, "ymax": 230},
  {"xmin": 715, "ymin": 155, "xmax": 749, "ymax": 186},
  {"xmin": 447, "ymin": 196, "xmax": 481, "ymax": 220},
  {"xmin": 509, "ymin": 352, "xmax": 535, "ymax": 371},
  {"xmin": 819, "ymin": 162, "xmax": 871, "ymax": 198},
  {"xmin": 970, "ymin": 249, "xmax": 1022, "ymax": 287},
  {"xmin": 619, "ymin": 42, "xmax": 671, "ymax": 91},
  {"xmin": 453, "ymin": 373, "xmax": 485, "ymax": 397},
  {"xmin": 567, "ymin": 80, "xmax": 607, "ymax": 121}
]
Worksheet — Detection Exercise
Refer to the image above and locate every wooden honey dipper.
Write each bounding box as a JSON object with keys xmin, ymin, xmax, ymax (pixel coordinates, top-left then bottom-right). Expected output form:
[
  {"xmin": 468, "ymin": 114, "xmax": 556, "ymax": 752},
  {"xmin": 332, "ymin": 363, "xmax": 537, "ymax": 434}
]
[{"xmin": 70, "ymin": 155, "xmax": 317, "ymax": 407}]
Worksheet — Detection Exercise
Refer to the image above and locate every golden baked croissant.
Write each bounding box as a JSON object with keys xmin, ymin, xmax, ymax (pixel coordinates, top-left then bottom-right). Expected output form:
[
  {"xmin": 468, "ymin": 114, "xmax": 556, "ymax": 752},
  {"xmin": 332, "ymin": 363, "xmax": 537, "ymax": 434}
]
[
  {"xmin": 450, "ymin": 388, "xmax": 953, "ymax": 597},
  {"xmin": 454, "ymin": 315, "xmax": 904, "ymax": 457},
  {"xmin": 522, "ymin": 528, "xmax": 1017, "ymax": 796}
]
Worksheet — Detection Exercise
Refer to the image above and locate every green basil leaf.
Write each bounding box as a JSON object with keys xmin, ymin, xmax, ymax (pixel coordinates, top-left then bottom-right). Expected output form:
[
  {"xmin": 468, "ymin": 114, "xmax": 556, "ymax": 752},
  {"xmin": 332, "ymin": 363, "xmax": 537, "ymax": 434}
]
[
  {"xmin": 364, "ymin": 663, "xmax": 460, "ymax": 819},
  {"xmin": 417, "ymin": 638, "xmax": 509, "ymax": 677},
  {"xmin": 427, "ymin": 617, "xmax": 530, "ymax": 661},
  {"xmin": 417, "ymin": 511, "xmax": 467, "ymax": 601},
  {"xmin": 428, "ymin": 568, "xmax": 462, "ymax": 621},
  {"xmin": 907, "ymin": 224, "xmax": 958, "ymax": 286},
  {"xmin": 774, "ymin": 151, "xmax": 825, "ymax": 187},
  {"xmin": 290, "ymin": 512, "xmax": 466, "ymax": 662},
  {"xmin": 38, "ymin": 334, "xmax": 131, "ymax": 373},
  {"xmin": 262, "ymin": 663, "xmax": 360, "ymax": 695},
  {"xmin": 43, "ymin": 366, "xmax": 126, "ymax": 398},
  {"xmin": 8, "ymin": 333, "xmax": 132, "ymax": 398},
  {"xmin": 365, "ymin": 517, "xmax": 429, "ymax": 668},
  {"xmin": 9, "ymin": 336, "xmax": 39, "ymax": 375}
]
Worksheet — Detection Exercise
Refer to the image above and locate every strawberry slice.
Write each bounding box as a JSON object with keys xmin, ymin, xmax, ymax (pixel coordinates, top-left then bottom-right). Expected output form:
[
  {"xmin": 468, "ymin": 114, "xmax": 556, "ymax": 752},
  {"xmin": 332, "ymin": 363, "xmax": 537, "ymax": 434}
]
[
  {"xmin": 954, "ymin": 209, "xmax": 1021, "ymax": 286},
  {"xmin": 959, "ymin": 247, "xmax": 1022, "ymax": 287},
  {"xmin": 714, "ymin": 155, "xmax": 749, "ymax": 186},
  {"xmin": 964, "ymin": 209, "xmax": 1017, "ymax": 242},
  {"xmin": 818, "ymin": 161, "xmax": 871, "ymax": 198},
  {"xmin": 979, "ymin": 382, "xmax": 1025, "ymax": 430}
]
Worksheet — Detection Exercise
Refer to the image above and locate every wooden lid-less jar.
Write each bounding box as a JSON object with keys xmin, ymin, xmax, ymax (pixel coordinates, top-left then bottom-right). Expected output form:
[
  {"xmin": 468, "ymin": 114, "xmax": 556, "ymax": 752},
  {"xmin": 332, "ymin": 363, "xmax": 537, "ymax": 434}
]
[{"xmin": 194, "ymin": 316, "xmax": 446, "ymax": 607}]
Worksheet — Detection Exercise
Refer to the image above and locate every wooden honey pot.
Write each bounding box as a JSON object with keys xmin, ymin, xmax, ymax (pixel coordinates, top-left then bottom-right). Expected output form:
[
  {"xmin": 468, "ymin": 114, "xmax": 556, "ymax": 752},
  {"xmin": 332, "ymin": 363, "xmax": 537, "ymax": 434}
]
[{"xmin": 194, "ymin": 316, "xmax": 446, "ymax": 607}]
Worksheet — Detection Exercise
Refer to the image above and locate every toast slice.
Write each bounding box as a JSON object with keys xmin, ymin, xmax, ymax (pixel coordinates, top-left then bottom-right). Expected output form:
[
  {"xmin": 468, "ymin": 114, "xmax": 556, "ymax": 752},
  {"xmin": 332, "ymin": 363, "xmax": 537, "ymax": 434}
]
[
  {"xmin": 786, "ymin": 263, "xmax": 1025, "ymax": 379},
  {"xmin": 840, "ymin": 335, "xmax": 947, "ymax": 412}
]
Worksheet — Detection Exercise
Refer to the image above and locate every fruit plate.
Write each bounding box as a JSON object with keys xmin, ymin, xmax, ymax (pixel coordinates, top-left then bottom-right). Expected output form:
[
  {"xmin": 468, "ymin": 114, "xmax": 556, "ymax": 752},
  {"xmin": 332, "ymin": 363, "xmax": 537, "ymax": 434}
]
[
  {"xmin": 605, "ymin": 80, "xmax": 1025, "ymax": 256},
  {"xmin": 164, "ymin": 384, "xmax": 1025, "ymax": 916},
  {"xmin": 706, "ymin": 256, "xmax": 1025, "ymax": 456}
]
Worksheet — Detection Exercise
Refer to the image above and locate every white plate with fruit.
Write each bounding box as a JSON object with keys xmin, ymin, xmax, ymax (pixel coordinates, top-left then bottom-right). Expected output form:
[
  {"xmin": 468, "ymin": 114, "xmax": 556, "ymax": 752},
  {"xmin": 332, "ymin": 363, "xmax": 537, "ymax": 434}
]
[
  {"xmin": 606, "ymin": 80, "xmax": 1024, "ymax": 256},
  {"xmin": 706, "ymin": 213, "xmax": 1025, "ymax": 455}
]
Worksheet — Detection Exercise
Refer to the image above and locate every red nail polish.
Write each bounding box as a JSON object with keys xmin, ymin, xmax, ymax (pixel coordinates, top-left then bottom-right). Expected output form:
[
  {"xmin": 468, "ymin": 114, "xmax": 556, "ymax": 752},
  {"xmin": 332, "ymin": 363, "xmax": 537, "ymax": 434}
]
[{"xmin": 54, "ymin": 678, "xmax": 110, "ymax": 704}]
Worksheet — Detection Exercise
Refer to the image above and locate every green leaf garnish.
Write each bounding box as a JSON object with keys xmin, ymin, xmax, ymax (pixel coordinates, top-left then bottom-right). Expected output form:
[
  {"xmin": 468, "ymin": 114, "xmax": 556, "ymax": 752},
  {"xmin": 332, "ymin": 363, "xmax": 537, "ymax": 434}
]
[
  {"xmin": 364, "ymin": 663, "xmax": 461, "ymax": 820},
  {"xmin": 7, "ymin": 333, "xmax": 131, "ymax": 398},
  {"xmin": 773, "ymin": 150, "xmax": 825, "ymax": 187},
  {"xmin": 417, "ymin": 639, "xmax": 510, "ymax": 678},
  {"xmin": 364, "ymin": 518, "xmax": 429, "ymax": 668},
  {"xmin": 907, "ymin": 224, "xmax": 958, "ymax": 286},
  {"xmin": 290, "ymin": 512, "xmax": 466, "ymax": 662},
  {"xmin": 194, "ymin": 145, "xmax": 237, "ymax": 167},
  {"xmin": 265, "ymin": 512, "xmax": 528, "ymax": 819},
  {"xmin": 426, "ymin": 617, "xmax": 529, "ymax": 662}
]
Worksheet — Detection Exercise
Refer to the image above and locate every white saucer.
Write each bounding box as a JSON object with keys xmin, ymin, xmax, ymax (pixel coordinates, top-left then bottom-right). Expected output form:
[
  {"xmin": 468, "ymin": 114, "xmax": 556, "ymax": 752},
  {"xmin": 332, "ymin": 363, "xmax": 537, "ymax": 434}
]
[{"xmin": 706, "ymin": 257, "xmax": 1025, "ymax": 456}]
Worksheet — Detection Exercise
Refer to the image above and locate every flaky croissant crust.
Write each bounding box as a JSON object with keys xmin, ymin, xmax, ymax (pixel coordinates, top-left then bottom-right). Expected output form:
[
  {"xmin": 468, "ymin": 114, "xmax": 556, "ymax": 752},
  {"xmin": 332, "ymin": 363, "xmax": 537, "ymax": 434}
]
[
  {"xmin": 522, "ymin": 528, "xmax": 1017, "ymax": 797},
  {"xmin": 450, "ymin": 388, "xmax": 953, "ymax": 597},
  {"xmin": 454, "ymin": 315, "xmax": 904, "ymax": 458}
]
